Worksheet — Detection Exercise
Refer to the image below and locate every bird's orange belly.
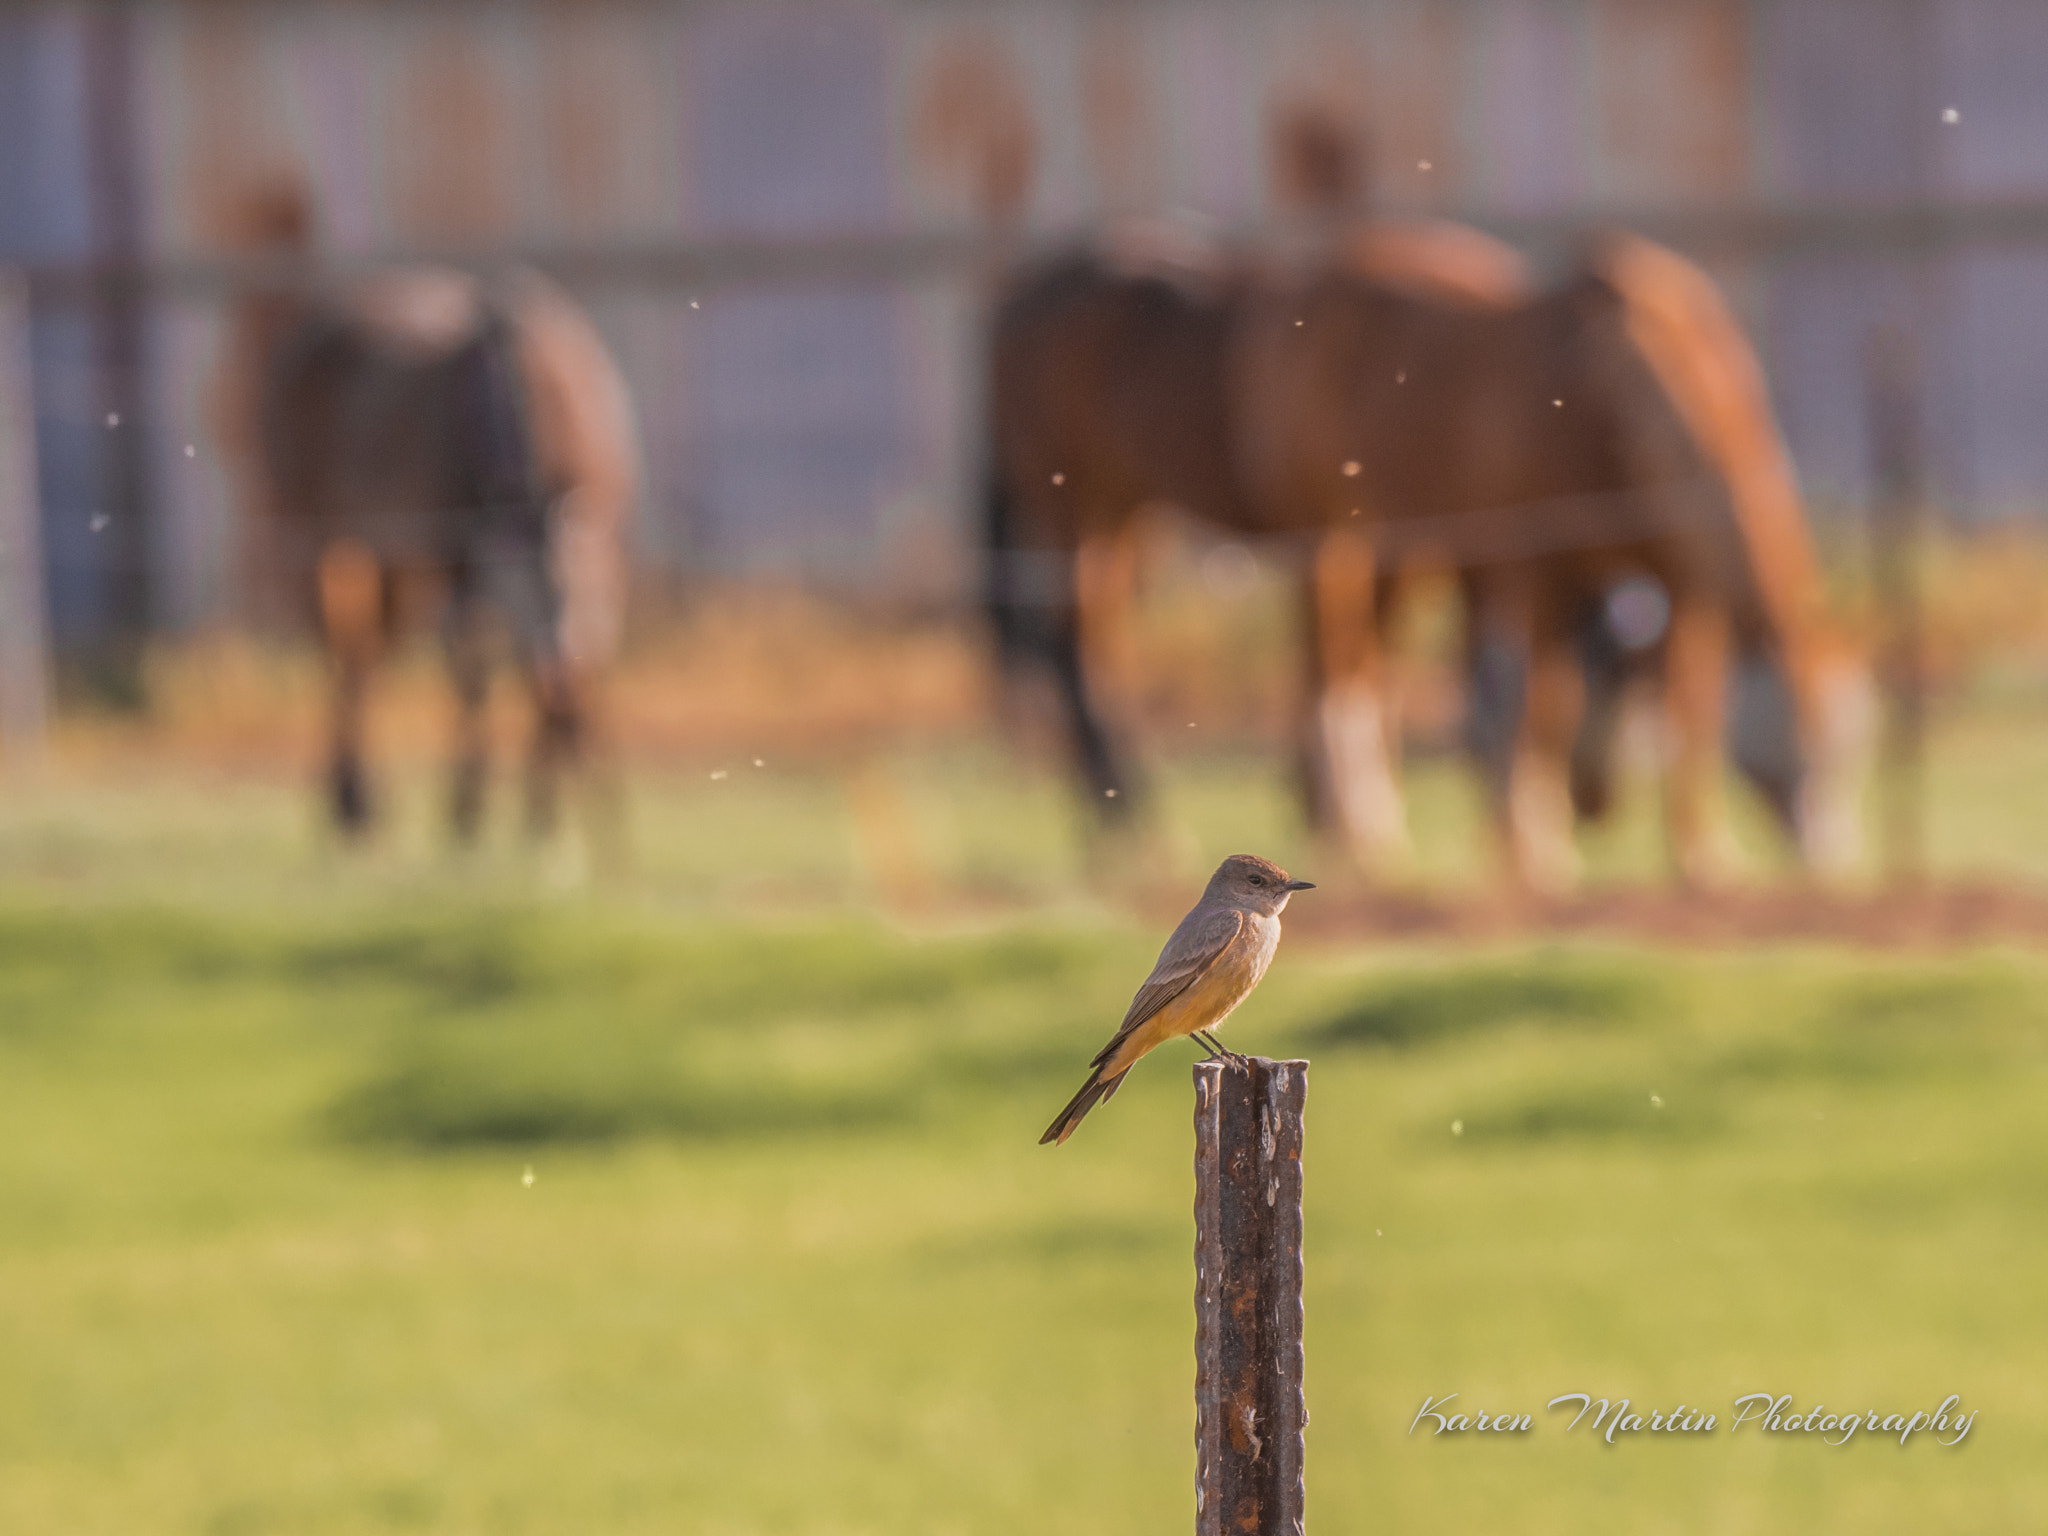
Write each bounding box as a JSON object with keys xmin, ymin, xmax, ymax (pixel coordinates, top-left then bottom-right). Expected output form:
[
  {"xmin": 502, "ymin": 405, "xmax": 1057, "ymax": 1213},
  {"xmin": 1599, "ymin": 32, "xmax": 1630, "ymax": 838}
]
[{"xmin": 1103, "ymin": 938, "xmax": 1268, "ymax": 1078}]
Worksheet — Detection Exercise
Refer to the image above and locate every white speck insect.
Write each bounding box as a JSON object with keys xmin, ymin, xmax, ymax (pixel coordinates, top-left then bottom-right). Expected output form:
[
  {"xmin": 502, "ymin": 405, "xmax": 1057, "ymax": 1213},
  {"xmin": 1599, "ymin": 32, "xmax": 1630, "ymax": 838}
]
[
  {"xmin": 1650, "ymin": 1094, "xmax": 1664, "ymax": 1108},
  {"xmin": 689, "ymin": 299, "xmax": 700, "ymax": 309},
  {"xmin": 521, "ymin": 1166, "xmax": 535, "ymax": 1187},
  {"xmin": 1051, "ymin": 472, "xmax": 1064, "ymax": 486},
  {"xmin": 105, "ymin": 412, "xmax": 120, "ymax": 428},
  {"xmin": 1552, "ymin": 399, "xmax": 1564, "ymax": 408},
  {"xmin": 1941, "ymin": 107, "xmax": 1960, "ymax": 125},
  {"xmin": 1395, "ymin": 370, "xmax": 1407, "ymax": 384},
  {"xmin": 1417, "ymin": 160, "xmax": 1433, "ymax": 171},
  {"xmin": 753, "ymin": 758, "xmax": 764, "ymax": 768},
  {"xmin": 1451, "ymin": 1119, "xmax": 1464, "ymax": 1136},
  {"xmin": 710, "ymin": 768, "xmax": 729, "ymax": 780},
  {"xmin": 1342, "ymin": 460, "xmax": 1360, "ymax": 477},
  {"xmin": 89, "ymin": 513, "xmax": 109, "ymax": 532},
  {"xmin": 1104, "ymin": 787, "xmax": 1117, "ymax": 798},
  {"xmin": 183, "ymin": 444, "xmax": 196, "ymax": 457}
]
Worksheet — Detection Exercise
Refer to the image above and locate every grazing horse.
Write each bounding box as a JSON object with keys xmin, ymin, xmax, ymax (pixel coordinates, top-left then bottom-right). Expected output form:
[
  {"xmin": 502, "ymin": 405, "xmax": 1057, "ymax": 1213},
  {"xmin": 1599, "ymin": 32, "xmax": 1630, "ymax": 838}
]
[
  {"xmin": 984, "ymin": 225, "xmax": 1251, "ymax": 821},
  {"xmin": 214, "ymin": 180, "xmax": 639, "ymax": 842},
  {"xmin": 984, "ymin": 217, "xmax": 1526, "ymax": 830},
  {"xmin": 1234, "ymin": 228, "xmax": 1868, "ymax": 889},
  {"xmin": 985, "ymin": 223, "xmax": 1865, "ymax": 887}
]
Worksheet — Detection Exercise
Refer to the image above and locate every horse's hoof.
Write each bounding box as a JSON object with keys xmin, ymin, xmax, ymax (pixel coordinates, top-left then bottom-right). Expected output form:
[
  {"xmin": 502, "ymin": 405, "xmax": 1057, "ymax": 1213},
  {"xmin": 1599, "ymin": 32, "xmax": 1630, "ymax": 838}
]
[
  {"xmin": 449, "ymin": 763, "xmax": 488, "ymax": 844},
  {"xmin": 331, "ymin": 764, "xmax": 374, "ymax": 834}
]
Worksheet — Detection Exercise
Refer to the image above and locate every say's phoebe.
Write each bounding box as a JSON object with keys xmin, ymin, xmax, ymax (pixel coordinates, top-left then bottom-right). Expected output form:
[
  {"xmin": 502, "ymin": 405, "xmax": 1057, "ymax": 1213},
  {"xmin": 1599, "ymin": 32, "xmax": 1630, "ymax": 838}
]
[{"xmin": 1041, "ymin": 854, "xmax": 1315, "ymax": 1145}]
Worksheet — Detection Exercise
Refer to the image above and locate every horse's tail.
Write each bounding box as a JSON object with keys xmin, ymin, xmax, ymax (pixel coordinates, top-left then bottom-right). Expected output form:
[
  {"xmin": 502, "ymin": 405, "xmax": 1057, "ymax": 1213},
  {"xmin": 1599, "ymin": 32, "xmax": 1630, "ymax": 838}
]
[
  {"xmin": 463, "ymin": 301, "xmax": 549, "ymax": 536},
  {"xmin": 503, "ymin": 269, "xmax": 640, "ymax": 676}
]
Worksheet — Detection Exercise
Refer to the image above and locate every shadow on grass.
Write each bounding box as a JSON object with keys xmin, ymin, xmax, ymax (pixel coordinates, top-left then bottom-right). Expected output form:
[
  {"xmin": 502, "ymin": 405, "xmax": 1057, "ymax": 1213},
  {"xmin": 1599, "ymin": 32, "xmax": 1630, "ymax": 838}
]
[
  {"xmin": 1710, "ymin": 967, "xmax": 2030, "ymax": 1086},
  {"xmin": 1307, "ymin": 955, "xmax": 1661, "ymax": 1051},
  {"xmin": 322, "ymin": 922, "xmax": 1115, "ymax": 1151},
  {"xmin": 1445, "ymin": 1080, "xmax": 1725, "ymax": 1146},
  {"xmin": 330, "ymin": 1052, "xmax": 902, "ymax": 1149},
  {"xmin": 918, "ymin": 1214, "xmax": 1184, "ymax": 1270}
]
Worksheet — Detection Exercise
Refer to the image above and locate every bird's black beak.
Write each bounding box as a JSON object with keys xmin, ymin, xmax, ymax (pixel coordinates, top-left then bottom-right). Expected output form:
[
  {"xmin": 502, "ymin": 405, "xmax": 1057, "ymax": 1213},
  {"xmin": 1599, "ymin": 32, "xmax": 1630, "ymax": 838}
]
[{"xmin": 1285, "ymin": 878, "xmax": 1317, "ymax": 891}]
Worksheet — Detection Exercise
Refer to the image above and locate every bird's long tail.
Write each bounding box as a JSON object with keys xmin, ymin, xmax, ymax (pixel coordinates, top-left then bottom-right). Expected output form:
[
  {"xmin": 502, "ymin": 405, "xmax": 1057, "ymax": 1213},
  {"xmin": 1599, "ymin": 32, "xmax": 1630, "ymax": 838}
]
[{"xmin": 1040, "ymin": 1063, "xmax": 1128, "ymax": 1146}]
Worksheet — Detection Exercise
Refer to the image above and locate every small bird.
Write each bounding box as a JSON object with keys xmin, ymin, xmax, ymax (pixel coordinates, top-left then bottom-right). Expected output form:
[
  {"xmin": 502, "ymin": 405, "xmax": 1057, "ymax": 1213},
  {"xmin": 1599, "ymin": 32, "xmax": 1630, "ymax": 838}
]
[{"xmin": 1041, "ymin": 854, "xmax": 1315, "ymax": 1145}]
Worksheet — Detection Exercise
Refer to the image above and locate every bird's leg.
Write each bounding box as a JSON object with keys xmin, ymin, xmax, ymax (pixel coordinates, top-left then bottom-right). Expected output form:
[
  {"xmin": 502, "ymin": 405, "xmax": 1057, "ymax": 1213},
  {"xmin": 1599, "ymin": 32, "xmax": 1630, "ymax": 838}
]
[{"xmin": 1194, "ymin": 1031, "xmax": 1251, "ymax": 1071}]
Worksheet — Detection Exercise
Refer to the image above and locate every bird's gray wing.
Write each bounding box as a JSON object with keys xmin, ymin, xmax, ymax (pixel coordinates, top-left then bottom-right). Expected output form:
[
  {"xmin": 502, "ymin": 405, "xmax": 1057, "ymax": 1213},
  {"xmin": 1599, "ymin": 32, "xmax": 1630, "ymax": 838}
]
[{"xmin": 1089, "ymin": 905, "xmax": 1245, "ymax": 1069}]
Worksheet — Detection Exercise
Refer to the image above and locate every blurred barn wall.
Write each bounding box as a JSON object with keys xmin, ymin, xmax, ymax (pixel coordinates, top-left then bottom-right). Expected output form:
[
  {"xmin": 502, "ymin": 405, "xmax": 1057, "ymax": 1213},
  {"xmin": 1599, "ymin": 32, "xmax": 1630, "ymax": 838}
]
[{"xmin": 3, "ymin": 0, "xmax": 2048, "ymax": 662}]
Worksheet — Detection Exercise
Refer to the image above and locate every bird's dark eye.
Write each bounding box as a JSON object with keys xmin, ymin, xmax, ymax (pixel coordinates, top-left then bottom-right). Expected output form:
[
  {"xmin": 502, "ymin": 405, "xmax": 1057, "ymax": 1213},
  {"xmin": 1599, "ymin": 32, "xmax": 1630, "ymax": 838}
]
[{"xmin": 1249, "ymin": 875, "xmax": 1265, "ymax": 886}]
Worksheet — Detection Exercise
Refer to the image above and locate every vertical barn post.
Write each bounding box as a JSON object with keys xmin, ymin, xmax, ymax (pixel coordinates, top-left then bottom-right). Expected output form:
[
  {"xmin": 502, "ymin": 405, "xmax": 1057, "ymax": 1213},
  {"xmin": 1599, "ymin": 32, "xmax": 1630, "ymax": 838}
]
[
  {"xmin": 1194, "ymin": 1057, "xmax": 1307, "ymax": 1536},
  {"xmin": 0, "ymin": 269, "xmax": 50, "ymax": 764},
  {"xmin": 1865, "ymin": 324, "xmax": 1926, "ymax": 886}
]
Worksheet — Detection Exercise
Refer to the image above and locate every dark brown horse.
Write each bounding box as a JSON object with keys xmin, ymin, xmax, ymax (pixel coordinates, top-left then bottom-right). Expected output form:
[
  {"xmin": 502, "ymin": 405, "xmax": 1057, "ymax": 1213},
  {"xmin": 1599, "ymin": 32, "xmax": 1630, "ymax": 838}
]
[
  {"xmin": 983, "ymin": 218, "xmax": 1529, "ymax": 836},
  {"xmin": 984, "ymin": 225, "xmax": 1251, "ymax": 820},
  {"xmin": 213, "ymin": 179, "xmax": 639, "ymax": 843}
]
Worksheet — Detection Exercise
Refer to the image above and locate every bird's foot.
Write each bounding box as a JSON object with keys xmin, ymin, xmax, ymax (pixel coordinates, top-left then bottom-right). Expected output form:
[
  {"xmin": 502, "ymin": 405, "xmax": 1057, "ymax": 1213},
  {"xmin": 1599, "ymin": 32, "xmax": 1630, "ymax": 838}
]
[{"xmin": 1195, "ymin": 1033, "xmax": 1252, "ymax": 1072}]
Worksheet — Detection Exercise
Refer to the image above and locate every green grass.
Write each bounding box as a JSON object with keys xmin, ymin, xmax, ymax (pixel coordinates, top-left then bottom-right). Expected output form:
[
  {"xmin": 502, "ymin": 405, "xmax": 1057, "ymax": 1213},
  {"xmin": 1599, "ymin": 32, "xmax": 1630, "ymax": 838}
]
[
  {"xmin": 6, "ymin": 687, "xmax": 2048, "ymax": 1533},
  {"xmin": 2, "ymin": 890, "xmax": 2044, "ymax": 1534}
]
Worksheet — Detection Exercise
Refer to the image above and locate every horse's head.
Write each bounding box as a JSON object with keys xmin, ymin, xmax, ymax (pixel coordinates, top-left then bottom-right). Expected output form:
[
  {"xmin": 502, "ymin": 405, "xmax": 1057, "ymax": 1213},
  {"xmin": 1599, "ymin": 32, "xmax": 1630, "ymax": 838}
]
[{"xmin": 219, "ymin": 168, "xmax": 315, "ymax": 254}]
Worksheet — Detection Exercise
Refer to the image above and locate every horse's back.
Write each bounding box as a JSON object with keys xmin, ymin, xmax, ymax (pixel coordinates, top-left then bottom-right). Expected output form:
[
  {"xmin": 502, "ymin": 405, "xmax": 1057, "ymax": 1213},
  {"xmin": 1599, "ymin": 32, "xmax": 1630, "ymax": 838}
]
[
  {"xmin": 990, "ymin": 234, "xmax": 1246, "ymax": 530},
  {"xmin": 262, "ymin": 268, "xmax": 502, "ymax": 562},
  {"xmin": 1345, "ymin": 219, "xmax": 1532, "ymax": 309}
]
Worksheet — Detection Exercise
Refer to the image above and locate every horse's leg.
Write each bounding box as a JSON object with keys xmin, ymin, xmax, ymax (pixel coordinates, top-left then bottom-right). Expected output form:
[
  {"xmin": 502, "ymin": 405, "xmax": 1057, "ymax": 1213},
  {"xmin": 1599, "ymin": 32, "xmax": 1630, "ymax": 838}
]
[
  {"xmin": 442, "ymin": 565, "xmax": 491, "ymax": 844},
  {"xmin": 1503, "ymin": 595, "xmax": 1587, "ymax": 894},
  {"xmin": 1791, "ymin": 639, "xmax": 1876, "ymax": 877},
  {"xmin": 479, "ymin": 533, "xmax": 580, "ymax": 842},
  {"xmin": 1662, "ymin": 595, "xmax": 1739, "ymax": 888},
  {"xmin": 1461, "ymin": 569, "xmax": 1527, "ymax": 820},
  {"xmin": 552, "ymin": 496, "xmax": 630, "ymax": 871},
  {"xmin": 1300, "ymin": 528, "xmax": 1407, "ymax": 869},
  {"xmin": 315, "ymin": 540, "xmax": 384, "ymax": 834},
  {"xmin": 523, "ymin": 660, "xmax": 582, "ymax": 841},
  {"xmin": 1074, "ymin": 526, "xmax": 1144, "ymax": 719},
  {"xmin": 1065, "ymin": 526, "xmax": 1144, "ymax": 823},
  {"xmin": 1569, "ymin": 605, "xmax": 1633, "ymax": 823}
]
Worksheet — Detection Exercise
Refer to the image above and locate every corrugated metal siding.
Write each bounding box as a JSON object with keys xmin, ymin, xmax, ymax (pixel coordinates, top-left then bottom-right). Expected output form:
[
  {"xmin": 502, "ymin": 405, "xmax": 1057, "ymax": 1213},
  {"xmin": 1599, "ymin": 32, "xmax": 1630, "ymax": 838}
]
[{"xmin": 5, "ymin": 0, "xmax": 2048, "ymax": 639}]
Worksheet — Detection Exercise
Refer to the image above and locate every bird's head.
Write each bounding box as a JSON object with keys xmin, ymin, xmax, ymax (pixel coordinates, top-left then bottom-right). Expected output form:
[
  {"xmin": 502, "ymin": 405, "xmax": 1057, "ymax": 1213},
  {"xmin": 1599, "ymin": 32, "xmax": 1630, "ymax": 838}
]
[{"xmin": 1205, "ymin": 853, "xmax": 1315, "ymax": 915}]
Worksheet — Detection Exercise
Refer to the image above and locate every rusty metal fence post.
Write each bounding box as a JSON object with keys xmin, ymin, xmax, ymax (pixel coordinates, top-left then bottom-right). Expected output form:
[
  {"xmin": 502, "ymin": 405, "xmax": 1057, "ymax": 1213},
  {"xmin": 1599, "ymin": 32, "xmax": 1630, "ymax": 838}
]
[{"xmin": 1194, "ymin": 1057, "xmax": 1307, "ymax": 1535}]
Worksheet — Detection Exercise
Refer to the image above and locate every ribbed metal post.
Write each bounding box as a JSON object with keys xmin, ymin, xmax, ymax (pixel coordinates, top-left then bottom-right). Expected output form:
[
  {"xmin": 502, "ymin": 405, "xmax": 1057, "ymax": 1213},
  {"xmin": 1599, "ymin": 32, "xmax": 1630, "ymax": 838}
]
[
  {"xmin": 1194, "ymin": 1057, "xmax": 1307, "ymax": 1536},
  {"xmin": 0, "ymin": 271, "xmax": 49, "ymax": 764},
  {"xmin": 1866, "ymin": 323, "xmax": 1927, "ymax": 888}
]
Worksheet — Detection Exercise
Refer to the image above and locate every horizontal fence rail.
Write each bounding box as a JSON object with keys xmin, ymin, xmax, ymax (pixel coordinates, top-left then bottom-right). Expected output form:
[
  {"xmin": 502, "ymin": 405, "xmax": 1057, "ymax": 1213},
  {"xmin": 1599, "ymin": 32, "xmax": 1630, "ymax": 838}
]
[{"xmin": 17, "ymin": 196, "xmax": 2048, "ymax": 303}]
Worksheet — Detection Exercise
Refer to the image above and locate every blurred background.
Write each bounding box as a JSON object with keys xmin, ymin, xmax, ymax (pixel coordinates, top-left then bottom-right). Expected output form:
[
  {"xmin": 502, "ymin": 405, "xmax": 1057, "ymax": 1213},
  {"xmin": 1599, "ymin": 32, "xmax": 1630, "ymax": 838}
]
[{"xmin": 2, "ymin": 3, "xmax": 2045, "ymax": 1533}]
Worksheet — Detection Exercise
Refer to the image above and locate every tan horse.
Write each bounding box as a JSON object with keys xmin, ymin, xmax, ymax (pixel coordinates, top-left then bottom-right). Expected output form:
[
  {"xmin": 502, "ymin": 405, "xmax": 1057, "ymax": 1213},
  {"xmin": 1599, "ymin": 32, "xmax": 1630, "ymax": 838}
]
[
  {"xmin": 212, "ymin": 177, "xmax": 639, "ymax": 842},
  {"xmin": 1232, "ymin": 230, "xmax": 1869, "ymax": 889}
]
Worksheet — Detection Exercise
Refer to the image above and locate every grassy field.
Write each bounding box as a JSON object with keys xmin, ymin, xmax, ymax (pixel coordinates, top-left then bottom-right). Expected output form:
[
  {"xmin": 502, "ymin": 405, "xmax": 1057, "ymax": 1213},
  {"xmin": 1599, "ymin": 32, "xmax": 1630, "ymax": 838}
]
[{"xmin": 3, "ymin": 707, "xmax": 2046, "ymax": 1533}]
